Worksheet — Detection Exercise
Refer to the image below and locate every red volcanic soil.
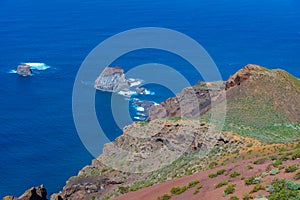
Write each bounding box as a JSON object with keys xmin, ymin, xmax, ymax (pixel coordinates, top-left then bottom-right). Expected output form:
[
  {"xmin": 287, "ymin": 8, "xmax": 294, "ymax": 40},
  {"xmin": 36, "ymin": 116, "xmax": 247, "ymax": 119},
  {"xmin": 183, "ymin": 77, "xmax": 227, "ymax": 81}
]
[{"xmin": 113, "ymin": 156, "xmax": 300, "ymax": 200}]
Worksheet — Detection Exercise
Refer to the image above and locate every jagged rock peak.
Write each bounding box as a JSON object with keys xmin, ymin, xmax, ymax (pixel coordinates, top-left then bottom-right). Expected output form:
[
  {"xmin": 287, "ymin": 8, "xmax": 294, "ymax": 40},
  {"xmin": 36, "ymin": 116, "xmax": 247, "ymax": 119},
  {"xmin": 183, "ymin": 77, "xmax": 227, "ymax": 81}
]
[{"xmin": 225, "ymin": 64, "xmax": 268, "ymax": 90}]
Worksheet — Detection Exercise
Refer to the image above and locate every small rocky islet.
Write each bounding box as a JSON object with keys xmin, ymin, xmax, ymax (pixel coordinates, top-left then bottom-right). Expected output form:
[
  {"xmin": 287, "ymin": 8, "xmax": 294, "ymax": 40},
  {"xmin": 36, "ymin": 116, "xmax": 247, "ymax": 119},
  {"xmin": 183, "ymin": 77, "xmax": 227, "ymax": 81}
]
[{"xmin": 16, "ymin": 64, "xmax": 32, "ymax": 76}]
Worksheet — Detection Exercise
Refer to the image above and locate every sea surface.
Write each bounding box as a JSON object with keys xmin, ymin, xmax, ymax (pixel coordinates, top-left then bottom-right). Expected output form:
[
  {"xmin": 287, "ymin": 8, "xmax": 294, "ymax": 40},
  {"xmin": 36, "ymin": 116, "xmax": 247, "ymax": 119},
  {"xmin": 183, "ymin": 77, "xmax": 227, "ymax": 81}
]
[{"xmin": 0, "ymin": 0, "xmax": 299, "ymax": 197}]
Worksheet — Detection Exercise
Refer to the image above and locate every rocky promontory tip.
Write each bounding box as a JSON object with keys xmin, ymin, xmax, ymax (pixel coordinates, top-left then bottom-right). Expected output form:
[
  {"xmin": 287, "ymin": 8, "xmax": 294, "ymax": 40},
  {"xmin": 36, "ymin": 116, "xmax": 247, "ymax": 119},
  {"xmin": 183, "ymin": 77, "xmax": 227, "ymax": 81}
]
[
  {"xmin": 3, "ymin": 185, "xmax": 47, "ymax": 200},
  {"xmin": 16, "ymin": 64, "xmax": 32, "ymax": 76}
]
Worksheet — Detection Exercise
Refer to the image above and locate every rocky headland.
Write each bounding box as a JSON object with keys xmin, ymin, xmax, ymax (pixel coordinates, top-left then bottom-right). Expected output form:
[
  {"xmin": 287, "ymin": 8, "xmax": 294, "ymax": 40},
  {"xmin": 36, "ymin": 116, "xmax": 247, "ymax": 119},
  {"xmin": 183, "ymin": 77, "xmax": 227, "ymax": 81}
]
[{"xmin": 5, "ymin": 64, "xmax": 300, "ymax": 200}]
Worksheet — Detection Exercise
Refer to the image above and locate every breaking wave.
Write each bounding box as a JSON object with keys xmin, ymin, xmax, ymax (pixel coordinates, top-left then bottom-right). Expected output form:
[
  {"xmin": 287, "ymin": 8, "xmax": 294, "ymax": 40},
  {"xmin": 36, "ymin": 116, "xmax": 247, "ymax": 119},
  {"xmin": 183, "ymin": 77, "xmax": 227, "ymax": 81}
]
[
  {"xmin": 8, "ymin": 70, "xmax": 17, "ymax": 74},
  {"xmin": 23, "ymin": 63, "xmax": 51, "ymax": 70}
]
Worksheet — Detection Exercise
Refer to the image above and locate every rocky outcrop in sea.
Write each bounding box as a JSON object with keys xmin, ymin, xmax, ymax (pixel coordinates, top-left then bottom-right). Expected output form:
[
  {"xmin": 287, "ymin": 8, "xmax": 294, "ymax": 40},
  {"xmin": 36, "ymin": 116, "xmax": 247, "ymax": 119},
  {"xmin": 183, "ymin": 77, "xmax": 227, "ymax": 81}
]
[
  {"xmin": 16, "ymin": 64, "xmax": 32, "ymax": 76},
  {"xmin": 94, "ymin": 66, "xmax": 142, "ymax": 94}
]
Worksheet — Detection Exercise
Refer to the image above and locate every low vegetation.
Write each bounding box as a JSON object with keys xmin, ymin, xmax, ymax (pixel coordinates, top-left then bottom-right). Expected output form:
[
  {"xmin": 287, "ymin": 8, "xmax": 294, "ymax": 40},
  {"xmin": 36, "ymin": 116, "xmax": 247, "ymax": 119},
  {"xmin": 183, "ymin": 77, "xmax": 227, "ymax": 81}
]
[
  {"xmin": 230, "ymin": 171, "xmax": 240, "ymax": 178},
  {"xmin": 250, "ymin": 184, "xmax": 265, "ymax": 193},
  {"xmin": 217, "ymin": 169, "xmax": 226, "ymax": 175},
  {"xmin": 170, "ymin": 186, "xmax": 188, "ymax": 195},
  {"xmin": 216, "ymin": 181, "xmax": 228, "ymax": 188},
  {"xmin": 267, "ymin": 178, "xmax": 300, "ymax": 200},
  {"xmin": 285, "ymin": 164, "xmax": 298, "ymax": 173},
  {"xmin": 223, "ymin": 184, "xmax": 236, "ymax": 196},
  {"xmin": 157, "ymin": 194, "xmax": 171, "ymax": 200}
]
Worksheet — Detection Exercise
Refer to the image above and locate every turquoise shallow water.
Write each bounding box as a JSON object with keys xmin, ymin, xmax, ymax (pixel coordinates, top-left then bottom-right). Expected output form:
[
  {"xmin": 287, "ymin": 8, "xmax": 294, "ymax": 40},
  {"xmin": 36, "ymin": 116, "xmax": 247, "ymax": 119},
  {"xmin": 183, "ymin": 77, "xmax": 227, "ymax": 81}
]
[{"xmin": 0, "ymin": 0, "xmax": 299, "ymax": 197}]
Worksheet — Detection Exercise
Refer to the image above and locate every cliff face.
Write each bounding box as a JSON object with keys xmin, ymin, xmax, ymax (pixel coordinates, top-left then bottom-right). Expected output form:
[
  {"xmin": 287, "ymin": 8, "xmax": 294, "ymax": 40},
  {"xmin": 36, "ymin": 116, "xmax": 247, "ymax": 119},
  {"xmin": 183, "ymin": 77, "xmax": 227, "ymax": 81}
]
[
  {"xmin": 148, "ymin": 81, "xmax": 224, "ymax": 121},
  {"xmin": 50, "ymin": 119, "xmax": 248, "ymax": 200},
  {"xmin": 94, "ymin": 67, "xmax": 129, "ymax": 92}
]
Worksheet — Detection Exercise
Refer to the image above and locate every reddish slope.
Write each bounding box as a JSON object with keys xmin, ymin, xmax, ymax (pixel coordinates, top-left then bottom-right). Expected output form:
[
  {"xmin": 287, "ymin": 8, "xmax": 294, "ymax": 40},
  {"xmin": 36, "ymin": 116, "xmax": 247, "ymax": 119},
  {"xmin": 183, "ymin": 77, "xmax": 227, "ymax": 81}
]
[{"xmin": 112, "ymin": 155, "xmax": 299, "ymax": 200}]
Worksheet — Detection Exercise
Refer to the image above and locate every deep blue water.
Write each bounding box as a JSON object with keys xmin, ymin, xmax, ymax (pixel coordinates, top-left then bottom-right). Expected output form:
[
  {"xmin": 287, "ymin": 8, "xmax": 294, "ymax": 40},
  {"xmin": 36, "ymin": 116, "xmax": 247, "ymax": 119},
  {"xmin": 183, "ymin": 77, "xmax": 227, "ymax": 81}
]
[{"xmin": 0, "ymin": 0, "xmax": 299, "ymax": 197}]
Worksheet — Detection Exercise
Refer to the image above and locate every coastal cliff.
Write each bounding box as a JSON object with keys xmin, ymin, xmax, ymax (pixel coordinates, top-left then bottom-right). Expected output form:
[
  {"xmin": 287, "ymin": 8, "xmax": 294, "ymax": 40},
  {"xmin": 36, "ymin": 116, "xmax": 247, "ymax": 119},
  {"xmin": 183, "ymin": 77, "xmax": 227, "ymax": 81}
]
[{"xmin": 50, "ymin": 120, "xmax": 252, "ymax": 200}]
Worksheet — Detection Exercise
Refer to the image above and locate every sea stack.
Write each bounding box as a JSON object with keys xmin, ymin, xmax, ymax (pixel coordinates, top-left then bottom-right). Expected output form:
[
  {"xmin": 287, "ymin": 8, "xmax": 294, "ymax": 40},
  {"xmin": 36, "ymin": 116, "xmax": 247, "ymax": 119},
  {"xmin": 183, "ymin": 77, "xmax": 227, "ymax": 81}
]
[
  {"xmin": 94, "ymin": 66, "xmax": 129, "ymax": 92},
  {"xmin": 16, "ymin": 64, "xmax": 32, "ymax": 76}
]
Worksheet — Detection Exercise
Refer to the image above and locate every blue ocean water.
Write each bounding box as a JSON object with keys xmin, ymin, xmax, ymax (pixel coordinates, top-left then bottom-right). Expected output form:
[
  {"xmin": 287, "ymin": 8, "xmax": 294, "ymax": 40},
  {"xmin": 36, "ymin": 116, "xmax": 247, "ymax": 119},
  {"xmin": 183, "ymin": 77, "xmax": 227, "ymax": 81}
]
[{"xmin": 0, "ymin": 0, "xmax": 299, "ymax": 197}]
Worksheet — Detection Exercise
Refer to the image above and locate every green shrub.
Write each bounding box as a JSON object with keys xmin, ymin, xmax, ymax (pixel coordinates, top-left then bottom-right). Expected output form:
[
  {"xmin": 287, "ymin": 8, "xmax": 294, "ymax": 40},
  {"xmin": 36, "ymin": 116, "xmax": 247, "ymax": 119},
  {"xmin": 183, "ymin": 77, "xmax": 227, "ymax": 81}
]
[
  {"xmin": 157, "ymin": 194, "xmax": 171, "ymax": 200},
  {"xmin": 269, "ymin": 155, "xmax": 277, "ymax": 160},
  {"xmin": 253, "ymin": 158, "xmax": 267, "ymax": 165},
  {"xmin": 268, "ymin": 178, "xmax": 300, "ymax": 200},
  {"xmin": 118, "ymin": 186, "xmax": 129, "ymax": 194},
  {"xmin": 230, "ymin": 196, "xmax": 239, "ymax": 200},
  {"xmin": 247, "ymin": 165, "xmax": 254, "ymax": 170},
  {"xmin": 223, "ymin": 184, "xmax": 236, "ymax": 196},
  {"xmin": 269, "ymin": 169, "xmax": 280, "ymax": 175},
  {"xmin": 188, "ymin": 180, "xmax": 199, "ymax": 188},
  {"xmin": 193, "ymin": 185, "xmax": 202, "ymax": 195},
  {"xmin": 285, "ymin": 164, "xmax": 298, "ymax": 173},
  {"xmin": 255, "ymin": 195, "xmax": 267, "ymax": 199},
  {"xmin": 245, "ymin": 176, "xmax": 261, "ymax": 185},
  {"xmin": 170, "ymin": 187, "xmax": 180, "ymax": 194},
  {"xmin": 261, "ymin": 172, "xmax": 268, "ymax": 178},
  {"xmin": 216, "ymin": 181, "xmax": 228, "ymax": 188},
  {"xmin": 250, "ymin": 184, "xmax": 265, "ymax": 193},
  {"xmin": 230, "ymin": 171, "xmax": 240, "ymax": 178},
  {"xmin": 209, "ymin": 162, "xmax": 218, "ymax": 169},
  {"xmin": 286, "ymin": 180, "xmax": 300, "ymax": 191},
  {"xmin": 208, "ymin": 173, "xmax": 217, "ymax": 178},
  {"xmin": 272, "ymin": 160, "xmax": 282, "ymax": 168},
  {"xmin": 242, "ymin": 193, "xmax": 253, "ymax": 200},
  {"xmin": 217, "ymin": 169, "xmax": 226, "ymax": 175},
  {"xmin": 170, "ymin": 186, "xmax": 188, "ymax": 195},
  {"xmin": 294, "ymin": 171, "xmax": 300, "ymax": 180},
  {"xmin": 291, "ymin": 150, "xmax": 300, "ymax": 160}
]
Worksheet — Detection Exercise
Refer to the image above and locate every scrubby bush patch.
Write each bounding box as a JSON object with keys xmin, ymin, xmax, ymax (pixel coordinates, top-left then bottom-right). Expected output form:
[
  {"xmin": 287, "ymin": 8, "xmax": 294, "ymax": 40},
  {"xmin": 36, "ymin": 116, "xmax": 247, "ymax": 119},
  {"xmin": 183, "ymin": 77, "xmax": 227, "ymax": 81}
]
[
  {"xmin": 216, "ymin": 181, "xmax": 228, "ymax": 188},
  {"xmin": 230, "ymin": 171, "xmax": 240, "ymax": 178},
  {"xmin": 223, "ymin": 184, "xmax": 236, "ymax": 196},
  {"xmin": 285, "ymin": 164, "xmax": 298, "ymax": 173}
]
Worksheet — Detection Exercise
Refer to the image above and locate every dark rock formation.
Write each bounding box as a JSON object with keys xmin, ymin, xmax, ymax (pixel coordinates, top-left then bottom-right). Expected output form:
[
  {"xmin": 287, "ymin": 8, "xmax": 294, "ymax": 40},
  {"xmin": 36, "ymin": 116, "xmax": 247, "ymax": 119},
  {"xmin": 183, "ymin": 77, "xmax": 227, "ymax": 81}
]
[
  {"xmin": 94, "ymin": 67, "xmax": 129, "ymax": 92},
  {"xmin": 3, "ymin": 185, "xmax": 47, "ymax": 200},
  {"xmin": 16, "ymin": 64, "xmax": 32, "ymax": 76}
]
